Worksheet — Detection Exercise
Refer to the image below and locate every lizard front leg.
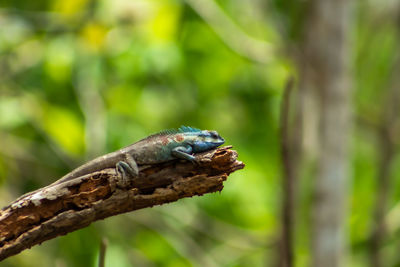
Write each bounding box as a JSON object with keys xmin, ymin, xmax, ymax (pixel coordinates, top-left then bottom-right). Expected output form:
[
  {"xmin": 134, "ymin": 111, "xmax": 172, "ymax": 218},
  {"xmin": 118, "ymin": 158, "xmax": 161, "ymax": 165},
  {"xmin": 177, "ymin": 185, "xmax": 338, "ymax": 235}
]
[
  {"xmin": 172, "ymin": 146, "xmax": 196, "ymax": 161},
  {"xmin": 116, "ymin": 153, "xmax": 139, "ymax": 187}
]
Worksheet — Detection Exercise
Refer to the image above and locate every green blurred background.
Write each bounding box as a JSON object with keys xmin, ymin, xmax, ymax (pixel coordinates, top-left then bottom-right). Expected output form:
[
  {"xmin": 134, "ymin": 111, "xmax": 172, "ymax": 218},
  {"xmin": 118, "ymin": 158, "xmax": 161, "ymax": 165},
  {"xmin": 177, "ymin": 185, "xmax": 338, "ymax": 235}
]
[{"xmin": 0, "ymin": 0, "xmax": 399, "ymax": 266}]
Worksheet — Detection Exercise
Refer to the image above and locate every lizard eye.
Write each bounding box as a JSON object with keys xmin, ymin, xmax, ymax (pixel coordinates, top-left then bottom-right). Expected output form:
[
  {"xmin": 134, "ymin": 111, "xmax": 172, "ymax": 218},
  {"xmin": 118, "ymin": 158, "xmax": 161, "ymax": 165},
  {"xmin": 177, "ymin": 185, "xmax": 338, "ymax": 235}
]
[{"xmin": 210, "ymin": 131, "xmax": 219, "ymax": 138}]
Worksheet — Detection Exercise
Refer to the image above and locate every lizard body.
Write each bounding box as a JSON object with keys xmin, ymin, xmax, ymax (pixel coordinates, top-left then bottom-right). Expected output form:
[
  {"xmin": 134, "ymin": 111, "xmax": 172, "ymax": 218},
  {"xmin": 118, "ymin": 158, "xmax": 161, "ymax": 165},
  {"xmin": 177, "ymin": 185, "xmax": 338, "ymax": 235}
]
[{"xmin": 51, "ymin": 126, "xmax": 225, "ymax": 186}]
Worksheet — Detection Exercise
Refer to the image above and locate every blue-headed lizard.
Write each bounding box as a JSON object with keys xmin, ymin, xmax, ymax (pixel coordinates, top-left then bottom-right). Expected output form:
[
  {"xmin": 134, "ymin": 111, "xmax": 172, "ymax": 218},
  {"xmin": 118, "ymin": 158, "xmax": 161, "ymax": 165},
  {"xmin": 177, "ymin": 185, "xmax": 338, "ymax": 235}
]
[
  {"xmin": 50, "ymin": 126, "xmax": 225, "ymax": 187},
  {"xmin": 14, "ymin": 126, "xmax": 224, "ymax": 204}
]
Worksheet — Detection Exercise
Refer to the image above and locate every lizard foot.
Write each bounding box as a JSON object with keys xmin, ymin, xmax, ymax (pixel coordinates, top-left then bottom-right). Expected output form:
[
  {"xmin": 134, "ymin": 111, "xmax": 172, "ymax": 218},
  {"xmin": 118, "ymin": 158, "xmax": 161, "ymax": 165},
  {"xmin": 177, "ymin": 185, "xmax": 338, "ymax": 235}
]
[{"xmin": 116, "ymin": 156, "xmax": 139, "ymax": 188}]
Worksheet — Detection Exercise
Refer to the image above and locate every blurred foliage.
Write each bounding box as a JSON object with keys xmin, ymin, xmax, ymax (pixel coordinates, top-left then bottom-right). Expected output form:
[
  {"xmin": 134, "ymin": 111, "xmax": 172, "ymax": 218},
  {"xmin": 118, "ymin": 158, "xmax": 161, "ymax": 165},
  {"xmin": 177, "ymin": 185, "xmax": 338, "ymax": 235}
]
[{"xmin": 0, "ymin": 0, "xmax": 399, "ymax": 266}]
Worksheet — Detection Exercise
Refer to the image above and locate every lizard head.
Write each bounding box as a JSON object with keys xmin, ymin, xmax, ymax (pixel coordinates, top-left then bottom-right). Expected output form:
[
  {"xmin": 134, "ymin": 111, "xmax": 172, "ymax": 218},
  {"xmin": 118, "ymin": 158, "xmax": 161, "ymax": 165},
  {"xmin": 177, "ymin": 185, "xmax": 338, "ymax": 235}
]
[{"xmin": 189, "ymin": 130, "xmax": 225, "ymax": 153}]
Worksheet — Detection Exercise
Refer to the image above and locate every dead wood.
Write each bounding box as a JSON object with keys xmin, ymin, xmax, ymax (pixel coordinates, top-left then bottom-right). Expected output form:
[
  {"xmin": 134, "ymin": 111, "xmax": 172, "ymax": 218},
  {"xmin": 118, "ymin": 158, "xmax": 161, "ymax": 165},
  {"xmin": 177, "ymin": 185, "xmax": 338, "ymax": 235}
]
[{"xmin": 0, "ymin": 146, "xmax": 244, "ymax": 261}]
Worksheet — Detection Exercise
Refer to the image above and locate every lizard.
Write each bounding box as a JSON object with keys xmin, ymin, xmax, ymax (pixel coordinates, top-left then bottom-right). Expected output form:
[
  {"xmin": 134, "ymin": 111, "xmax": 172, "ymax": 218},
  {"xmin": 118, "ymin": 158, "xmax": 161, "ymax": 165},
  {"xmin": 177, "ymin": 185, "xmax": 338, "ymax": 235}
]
[
  {"xmin": 11, "ymin": 126, "xmax": 225, "ymax": 206},
  {"xmin": 47, "ymin": 126, "xmax": 225, "ymax": 188}
]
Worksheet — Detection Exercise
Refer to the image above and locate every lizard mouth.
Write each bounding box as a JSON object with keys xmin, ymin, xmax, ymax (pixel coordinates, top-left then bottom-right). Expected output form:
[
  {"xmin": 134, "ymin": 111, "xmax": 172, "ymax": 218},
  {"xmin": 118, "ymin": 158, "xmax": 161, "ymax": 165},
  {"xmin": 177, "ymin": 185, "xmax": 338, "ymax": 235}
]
[{"xmin": 214, "ymin": 138, "xmax": 225, "ymax": 146}]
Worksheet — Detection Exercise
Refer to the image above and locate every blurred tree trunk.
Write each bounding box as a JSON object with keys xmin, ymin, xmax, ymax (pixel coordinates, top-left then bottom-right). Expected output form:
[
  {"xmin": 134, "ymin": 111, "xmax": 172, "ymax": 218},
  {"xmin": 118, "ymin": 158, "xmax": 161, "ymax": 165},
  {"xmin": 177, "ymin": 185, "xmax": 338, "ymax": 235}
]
[
  {"xmin": 369, "ymin": 16, "xmax": 400, "ymax": 266},
  {"xmin": 296, "ymin": 1, "xmax": 353, "ymax": 266},
  {"xmin": 279, "ymin": 78, "xmax": 296, "ymax": 267}
]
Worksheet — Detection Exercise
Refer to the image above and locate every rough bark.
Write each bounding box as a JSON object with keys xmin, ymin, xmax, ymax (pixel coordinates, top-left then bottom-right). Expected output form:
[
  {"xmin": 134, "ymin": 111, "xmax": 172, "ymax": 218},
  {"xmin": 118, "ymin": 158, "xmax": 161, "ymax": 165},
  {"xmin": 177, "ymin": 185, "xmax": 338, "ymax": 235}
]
[
  {"xmin": 0, "ymin": 146, "xmax": 244, "ymax": 261},
  {"xmin": 298, "ymin": 1, "xmax": 353, "ymax": 266}
]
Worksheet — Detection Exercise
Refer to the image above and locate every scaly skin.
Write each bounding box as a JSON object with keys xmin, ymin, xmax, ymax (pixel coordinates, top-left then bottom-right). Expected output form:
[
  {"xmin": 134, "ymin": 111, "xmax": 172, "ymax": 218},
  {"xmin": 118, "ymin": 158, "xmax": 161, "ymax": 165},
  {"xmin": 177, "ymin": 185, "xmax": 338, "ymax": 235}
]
[
  {"xmin": 14, "ymin": 126, "xmax": 225, "ymax": 203},
  {"xmin": 51, "ymin": 126, "xmax": 225, "ymax": 186}
]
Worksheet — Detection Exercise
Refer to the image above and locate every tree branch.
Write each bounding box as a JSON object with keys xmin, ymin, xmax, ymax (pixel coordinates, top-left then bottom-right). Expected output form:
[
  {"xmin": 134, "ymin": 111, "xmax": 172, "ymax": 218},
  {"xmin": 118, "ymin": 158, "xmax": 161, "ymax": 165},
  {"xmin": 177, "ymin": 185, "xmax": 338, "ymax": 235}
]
[{"xmin": 0, "ymin": 146, "xmax": 244, "ymax": 261}]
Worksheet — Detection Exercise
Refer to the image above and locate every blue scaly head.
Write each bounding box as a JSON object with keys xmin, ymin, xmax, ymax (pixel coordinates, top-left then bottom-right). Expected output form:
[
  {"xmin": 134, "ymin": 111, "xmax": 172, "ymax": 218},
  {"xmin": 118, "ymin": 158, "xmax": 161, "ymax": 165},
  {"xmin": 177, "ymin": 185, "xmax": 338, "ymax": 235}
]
[
  {"xmin": 179, "ymin": 126, "xmax": 225, "ymax": 153},
  {"xmin": 139, "ymin": 126, "xmax": 225, "ymax": 163}
]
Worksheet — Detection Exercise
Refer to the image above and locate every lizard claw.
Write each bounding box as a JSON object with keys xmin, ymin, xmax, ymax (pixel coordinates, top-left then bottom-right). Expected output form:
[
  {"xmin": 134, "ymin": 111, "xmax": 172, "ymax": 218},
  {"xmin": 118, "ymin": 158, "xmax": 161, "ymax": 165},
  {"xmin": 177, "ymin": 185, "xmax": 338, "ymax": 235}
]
[
  {"xmin": 191, "ymin": 157, "xmax": 201, "ymax": 166},
  {"xmin": 116, "ymin": 161, "xmax": 138, "ymax": 188}
]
